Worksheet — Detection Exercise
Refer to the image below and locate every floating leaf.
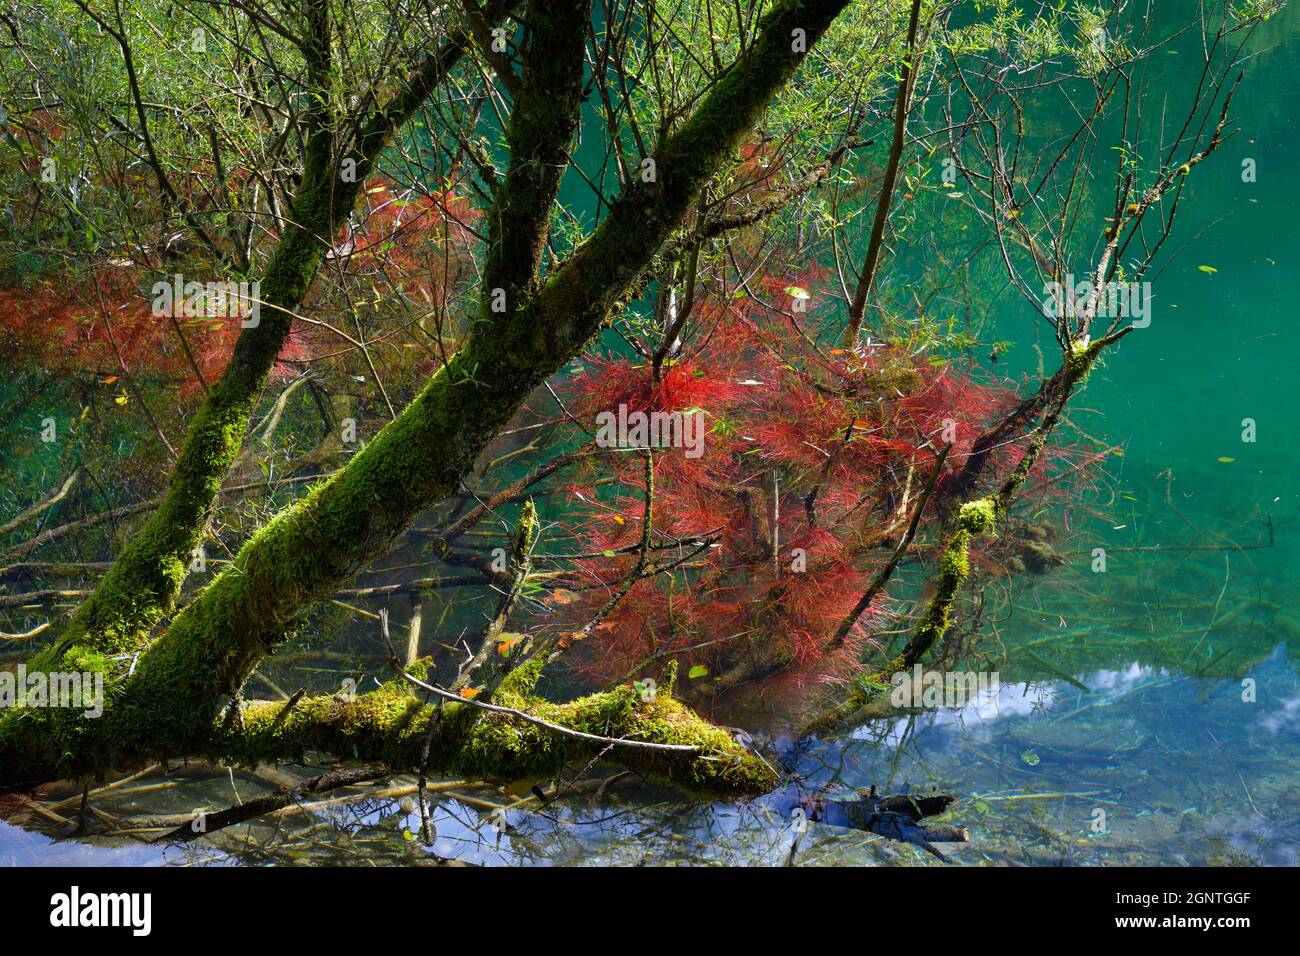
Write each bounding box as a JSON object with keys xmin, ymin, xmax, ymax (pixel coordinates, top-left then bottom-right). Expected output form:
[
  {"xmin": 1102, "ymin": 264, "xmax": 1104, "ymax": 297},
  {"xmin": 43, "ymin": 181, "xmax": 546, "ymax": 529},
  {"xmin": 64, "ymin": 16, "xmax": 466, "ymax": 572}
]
[
  {"xmin": 555, "ymin": 631, "xmax": 585, "ymax": 650},
  {"xmin": 1216, "ymin": 456, "xmax": 1235, "ymax": 463},
  {"xmin": 785, "ymin": 285, "xmax": 811, "ymax": 300},
  {"xmin": 496, "ymin": 633, "xmax": 524, "ymax": 655},
  {"xmin": 1197, "ymin": 264, "xmax": 1217, "ymax": 274},
  {"xmin": 687, "ymin": 664, "xmax": 709, "ymax": 680},
  {"xmin": 1020, "ymin": 749, "xmax": 1040, "ymax": 767},
  {"xmin": 458, "ymin": 687, "xmax": 481, "ymax": 699},
  {"xmin": 602, "ymin": 549, "xmax": 617, "ymax": 558},
  {"xmin": 114, "ymin": 395, "xmax": 128, "ymax": 405}
]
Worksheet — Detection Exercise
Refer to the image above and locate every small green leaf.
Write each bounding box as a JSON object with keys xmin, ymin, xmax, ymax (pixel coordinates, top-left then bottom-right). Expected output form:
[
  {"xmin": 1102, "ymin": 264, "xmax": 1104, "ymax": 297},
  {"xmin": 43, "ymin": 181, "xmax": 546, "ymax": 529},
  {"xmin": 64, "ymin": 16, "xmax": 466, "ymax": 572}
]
[
  {"xmin": 602, "ymin": 549, "xmax": 617, "ymax": 558},
  {"xmin": 688, "ymin": 664, "xmax": 709, "ymax": 679}
]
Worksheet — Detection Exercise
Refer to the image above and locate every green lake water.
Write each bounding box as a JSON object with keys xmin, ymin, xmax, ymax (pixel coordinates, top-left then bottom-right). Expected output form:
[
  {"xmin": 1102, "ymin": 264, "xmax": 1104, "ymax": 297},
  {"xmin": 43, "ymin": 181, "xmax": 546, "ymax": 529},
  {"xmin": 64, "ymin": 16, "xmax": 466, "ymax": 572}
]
[{"xmin": 2, "ymin": 0, "xmax": 1298, "ymax": 866}]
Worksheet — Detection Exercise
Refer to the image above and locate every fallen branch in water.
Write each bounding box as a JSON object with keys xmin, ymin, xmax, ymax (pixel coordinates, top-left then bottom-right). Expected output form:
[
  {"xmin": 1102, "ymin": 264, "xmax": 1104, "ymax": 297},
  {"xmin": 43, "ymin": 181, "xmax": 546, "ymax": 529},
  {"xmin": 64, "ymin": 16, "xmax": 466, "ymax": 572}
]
[{"xmin": 161, "ymin": 765, "xmax": 391, "ymax": 843}]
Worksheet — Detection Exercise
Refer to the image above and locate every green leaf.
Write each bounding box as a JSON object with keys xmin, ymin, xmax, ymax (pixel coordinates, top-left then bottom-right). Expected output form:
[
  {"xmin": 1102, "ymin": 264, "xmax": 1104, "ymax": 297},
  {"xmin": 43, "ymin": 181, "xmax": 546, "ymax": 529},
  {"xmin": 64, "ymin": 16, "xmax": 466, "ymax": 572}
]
[{"xmin": 687, "ymin": 664, "xmax": 709, "ymax": 679}]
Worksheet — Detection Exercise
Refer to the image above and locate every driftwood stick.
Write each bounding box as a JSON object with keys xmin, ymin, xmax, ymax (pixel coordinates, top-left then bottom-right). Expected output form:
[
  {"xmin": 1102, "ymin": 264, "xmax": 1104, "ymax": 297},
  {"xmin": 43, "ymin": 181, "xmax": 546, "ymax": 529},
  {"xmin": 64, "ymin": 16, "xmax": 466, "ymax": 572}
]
[{"xmin": 160, "ymin": 766, "xmax": 390, "ymax": 842}]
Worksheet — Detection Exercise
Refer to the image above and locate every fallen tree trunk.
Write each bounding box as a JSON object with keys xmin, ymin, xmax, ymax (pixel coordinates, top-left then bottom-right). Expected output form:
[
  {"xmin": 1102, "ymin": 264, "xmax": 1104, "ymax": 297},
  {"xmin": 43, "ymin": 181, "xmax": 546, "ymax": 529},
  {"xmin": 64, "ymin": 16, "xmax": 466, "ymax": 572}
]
[
  {"xmin": 0, "ymin": 0, "xmax": 852, "ymax": 799},
  {"xmin": 0, "ymin": 658, "xmax": 776, "ymax": 796}
]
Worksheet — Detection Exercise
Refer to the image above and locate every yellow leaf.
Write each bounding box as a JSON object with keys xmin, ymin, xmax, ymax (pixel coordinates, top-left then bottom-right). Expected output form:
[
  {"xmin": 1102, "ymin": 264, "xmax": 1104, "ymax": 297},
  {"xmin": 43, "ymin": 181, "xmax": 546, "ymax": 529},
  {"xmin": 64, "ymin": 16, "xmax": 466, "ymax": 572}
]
[
  {"xmin": 114, "ymin": 395, "xmax": 128, "ymax": 405},
  {"xmin": 100, "ymin": 375, "xmax": 119, "ymax": 384},
  {"xmin": 1216, "ymin": 456, "xmax": 1235, "ymax": 463}
]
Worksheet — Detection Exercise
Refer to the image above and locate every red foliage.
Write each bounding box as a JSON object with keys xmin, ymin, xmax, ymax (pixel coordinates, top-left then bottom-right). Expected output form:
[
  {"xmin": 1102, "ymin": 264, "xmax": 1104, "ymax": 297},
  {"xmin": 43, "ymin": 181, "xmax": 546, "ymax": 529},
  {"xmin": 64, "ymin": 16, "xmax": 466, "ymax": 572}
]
[
  {"xmin": 528, "ymin": 274, "xmax": 1091, "ymax": 702},
  {"xmin": 0, "ymin": 266, "xmax": 309, "ymax": 393},
  {"xmin": 331, "ymin": 181, "xmax": 479, "ymax": 305},
  {"xmin": 0, "ymin": 178, "xmax": 477, "ymax": 395}
]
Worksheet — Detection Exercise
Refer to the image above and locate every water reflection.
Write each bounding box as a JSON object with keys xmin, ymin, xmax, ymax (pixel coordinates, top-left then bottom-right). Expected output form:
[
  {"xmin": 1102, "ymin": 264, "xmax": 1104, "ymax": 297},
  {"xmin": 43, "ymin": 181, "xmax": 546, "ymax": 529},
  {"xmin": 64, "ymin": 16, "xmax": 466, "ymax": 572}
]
[{"xmin": 4, "ymin": 644, "xmax": 1294, "ymax": 866}]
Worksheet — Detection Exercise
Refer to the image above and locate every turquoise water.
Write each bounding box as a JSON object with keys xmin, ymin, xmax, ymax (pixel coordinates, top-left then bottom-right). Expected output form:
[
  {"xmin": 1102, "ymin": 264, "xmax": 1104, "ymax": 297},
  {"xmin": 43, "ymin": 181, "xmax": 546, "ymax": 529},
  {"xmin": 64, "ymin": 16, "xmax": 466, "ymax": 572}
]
[{"xmin": 2, "ymin": 1, "xmax": 1298, "ymax": 866}]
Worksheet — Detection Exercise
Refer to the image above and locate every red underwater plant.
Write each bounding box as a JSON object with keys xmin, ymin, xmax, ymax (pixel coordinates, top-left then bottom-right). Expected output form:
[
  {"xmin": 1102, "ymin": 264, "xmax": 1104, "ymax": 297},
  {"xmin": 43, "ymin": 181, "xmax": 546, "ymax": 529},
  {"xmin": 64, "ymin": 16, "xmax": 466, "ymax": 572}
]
[{"xmin": 521, "ymin": 273, "xmax": 1094, "ymax": 707}]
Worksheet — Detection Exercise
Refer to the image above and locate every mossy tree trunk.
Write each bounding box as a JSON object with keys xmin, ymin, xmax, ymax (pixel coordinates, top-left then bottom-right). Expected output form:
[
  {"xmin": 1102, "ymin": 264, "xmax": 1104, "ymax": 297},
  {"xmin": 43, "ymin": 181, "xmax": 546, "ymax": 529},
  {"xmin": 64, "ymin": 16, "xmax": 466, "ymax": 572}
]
[
  {"xmin": 2, "ymin": 0, "xmax": 851, "ymax": 797},
  {"xmin": 36, "ymin": 0, "xmax": 521, "ymax": 671}
]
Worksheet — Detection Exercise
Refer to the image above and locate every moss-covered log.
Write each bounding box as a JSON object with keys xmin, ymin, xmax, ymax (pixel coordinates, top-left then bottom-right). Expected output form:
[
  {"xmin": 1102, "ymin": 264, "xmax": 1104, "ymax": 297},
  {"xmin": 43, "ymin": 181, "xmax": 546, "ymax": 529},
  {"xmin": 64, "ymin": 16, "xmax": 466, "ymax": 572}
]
[
  {"xmin": 0, "ymin": 660, "xmax": 776, "ymax": 797},
  {"xmin": 214, "ymin": 661, "xmax": 776, "ymax": 797}
]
